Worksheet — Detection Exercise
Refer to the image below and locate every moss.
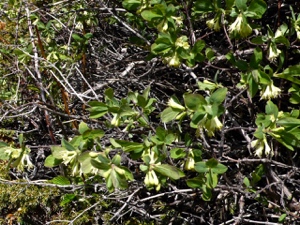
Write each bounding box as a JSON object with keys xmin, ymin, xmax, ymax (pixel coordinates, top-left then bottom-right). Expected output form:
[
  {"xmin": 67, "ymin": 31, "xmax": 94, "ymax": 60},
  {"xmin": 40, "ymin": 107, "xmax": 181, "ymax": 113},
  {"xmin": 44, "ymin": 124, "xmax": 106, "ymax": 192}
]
[{"xmin": 0, "ymin": 182, "xmax": 61, "ymax": 222}]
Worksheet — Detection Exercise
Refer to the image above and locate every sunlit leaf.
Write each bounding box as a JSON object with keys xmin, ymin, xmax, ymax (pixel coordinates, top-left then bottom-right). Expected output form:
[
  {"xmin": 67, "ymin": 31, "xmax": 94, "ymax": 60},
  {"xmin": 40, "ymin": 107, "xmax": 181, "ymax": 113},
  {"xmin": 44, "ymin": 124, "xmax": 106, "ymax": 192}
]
[
  {"xmin": 49, "ymin": 176, "xmax": 70, "ymax": 185},
  {"xmin": 44, "ymin": 155, "xmax": 63, "ymax": 167},
  {"xmin": 161, "ymin": 107, "xmax": 182, "ymax": 123},
  {"xmin": 153, "ymin": 164, "xmax": 185, "ymax": 180},
  {"xmin": 184, "ymin": 93, "xmax": 205, "ymax": 111},
  {"xmin": 194, "ymin": 161, "xmax": 209, "ymax": 173}
]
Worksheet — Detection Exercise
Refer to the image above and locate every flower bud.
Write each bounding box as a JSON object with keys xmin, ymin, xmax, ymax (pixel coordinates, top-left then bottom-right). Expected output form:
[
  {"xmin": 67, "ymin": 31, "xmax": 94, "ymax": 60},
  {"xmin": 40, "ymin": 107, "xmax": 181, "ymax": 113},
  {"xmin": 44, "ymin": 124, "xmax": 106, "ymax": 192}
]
[{"xmin": 168, "ymin": 98, "xmax": 185, "ymax": 110}]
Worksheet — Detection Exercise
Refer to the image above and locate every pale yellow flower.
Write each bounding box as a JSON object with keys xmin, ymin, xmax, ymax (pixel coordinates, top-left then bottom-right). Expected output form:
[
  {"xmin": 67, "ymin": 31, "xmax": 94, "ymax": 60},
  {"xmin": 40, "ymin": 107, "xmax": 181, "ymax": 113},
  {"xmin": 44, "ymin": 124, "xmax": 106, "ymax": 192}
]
[
  {"xmin": 260, "ymin": 82, "xmax": 281, "ymax": 100},
  {"xmin": 184, "ymin": 149, "xmax": 195, "ymax": 170},
  {"xmin": 204, "ymin": 116, "xmax": 223, "ymax": 137},
  {"xmin": 228, "ymin": 14, "xmax": 252, "ymax": 38},
  {"xmin": 164, "ymin": 52, "xmax": 180, "ymax": 67},
  {"xmin": 175, "ymin": 36, "xmax": 190, "ymax": 49},
  {"xmin": 251, "ymin": 139, "xmax": 264, "ymax": 157},
  {"xmin": 251, "ymin": 138, "xmax": 274, "ymax": 158},
  {"xmin": 168, "ymin": 98, "xmax": 185, "ymax": 110},
  {"xmin": 206, "ymin": 17, "xmax": 220, "ymax": 31},
  {"xmin": 171, "ymin": 16, "xmax": 183, "ymax": 26},
  {"xmin": 268, "ymin": 43, "xmax": 281, "ymax": 60}
]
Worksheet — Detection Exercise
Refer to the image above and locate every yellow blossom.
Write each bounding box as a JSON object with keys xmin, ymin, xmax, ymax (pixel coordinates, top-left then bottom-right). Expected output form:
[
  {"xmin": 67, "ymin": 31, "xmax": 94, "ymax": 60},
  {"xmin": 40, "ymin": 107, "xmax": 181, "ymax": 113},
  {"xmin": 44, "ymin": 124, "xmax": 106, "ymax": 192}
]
[
  {"xmin": 251, "ymin": 138, "xmax": 274, "ymax": 158},
  {"xmin": 268, "ymin": 43, "xmax": 281, "ymax": 60},
  {"xmin": 168, "ymin": 98, "xmax": 185, "ymax": 110},
  {"xmin": 260, "ymin": 82, "xmax": 281, "ymax": 100},
  {"xmin": 228, "ymin": 14, "xmax": 252, "ymax": 38},
  {"xmin": 206, "ymin": 17, "xmax": 220, "ymax": 31},
  {"xmin": 204, "ymin": 116, "xmax": 223, "ymax": 137},
  {"xmin": 175, "ymin": 36, "xmax": 190, "ymax": 49}
]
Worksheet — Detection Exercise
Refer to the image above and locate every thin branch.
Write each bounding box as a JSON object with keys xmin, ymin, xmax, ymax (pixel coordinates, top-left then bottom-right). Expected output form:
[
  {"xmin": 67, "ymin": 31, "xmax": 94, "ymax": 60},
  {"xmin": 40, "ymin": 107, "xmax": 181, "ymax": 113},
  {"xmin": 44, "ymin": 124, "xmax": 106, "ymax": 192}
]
[{"xmin": 109, "ymin": 187, "xmax": 142, "ymax": 222}]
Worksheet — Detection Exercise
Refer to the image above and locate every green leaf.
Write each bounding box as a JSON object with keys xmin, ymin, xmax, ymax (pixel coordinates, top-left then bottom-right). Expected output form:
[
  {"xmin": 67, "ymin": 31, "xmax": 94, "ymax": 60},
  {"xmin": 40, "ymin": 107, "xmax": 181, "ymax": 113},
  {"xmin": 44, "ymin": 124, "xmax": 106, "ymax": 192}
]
[
  {"xmin": 61, "ymin": 138, "xmax": 76, "ymax": 151},
  {"xmin": 235, "ymin": 0, "xmax": 247, "ymax": 11},
  {"xmin": 51, "ymin": 146, "xmax": 68, "ymax": 159},
  {"xmin": 44, "ymin": 155, "xmax": 63, "ymax": 167},
  {"xmin": 110, "ymin": 139, "xmax": 144, "ymax": 152},
  {"xmin": 140, "ymin": 164, "xmax": 148, "ymax": 172},
  {"xmin": 142, "ymin": 86, "xmax": 151, "ymax": 100},
  {"xmin": 205, "ymin": 48, "xmax": 215, "ymax": 61},
  {"xmin": 206, "ymin": 171, "xmax": 218, "ymax": 188},
  {"xmin": 91, "ymin": 159, "xmax": 111, "ymax": 170},
  {"xmin": 192, "ymin": 40, "xmax": 206, "ymax": 53},
  {"xmin": 279, "ymin": 65, "xmax": 300, "ymax": 76},
  {"xmin": 290, "ymin": 92, "xmax": 300, "ymax": 104},
  {"xmin": 211, "ymin": 163, "xmax": 228, "ymax": 174},
  {"xmin": 194, "ymin": 161, "xmax": 209, "ymax": 173},
  {"xmin": 165, "ymin": 133, "xmax": 175, "ymax": 145},
  {"xmin": 121, "ymin": 166, "xmax": 134, "ymax": 181},
  {"xmin": 274, "ymin": 36, "xmax": 290, "ymax": 47},
  {"xmin": 265, "ymin": 100, "xmax": 278, "ymax": 117},
  {"xmin": 82, "ymin": 129, "xmax": 105, "ymax": 140},
  {"xmin": 248, "ymin": 76, "xmax": 259, "ymax": 98},
  {"xmin": 183, "ymin": 93, "xmax": 205, "ymax": 111},
  {"xmin": 112, "ymin": 154, "xmax": 122, "ymax": 165},
  {"xmin": 18, "ymin": 133, "xmax": 24, "ymax": 146},
  {"xmin": 250, "ymin": 47, "xmax": 262, "ymax": 69},
  {"xmin": 247, "ymin": 0, "xmax": 267, "ymax": 19},
  {"xmin": 49, "ymin": 176, "xmax": 70, "ymax": 185},
  {"xmin": 206, "ymin": 158, "xmax": 218, "ymax": 168},
  {"xmin": 243, "ymin": 177, "xmax": 250, "ymax": 187},
  {"xmin": 161, "ymin": 107, "xmax": 181, "ymax": 123},
  {"xmin": 84, "ymin": 33, "xmax": 93, "ymax": 40},
  {"xmin": 186, "ymin": 176, "xmax": 205, "ymax": 188},
  {"xmin": 251, "ymin": 36, "xmax": 266, "ymax": 44},
  {"xmin": 78, "ymin": 152, "xmax": 93, "ymax": 174},
  {"xmin": 88, "ymin": 101, "xmax": 108, "ymax": 110},
  {"xmin": 278, "ymin": 213, "xmax": 287, "ymax": 223},
  {"xmin": 141, "ymin": 9, "xmax": 163, "ymax": 21},
  {"xmin": 137, "ymin": 95, "xmax": 147, "ymax": 108},
  {"xmin": 60, "ymin": 194, "xmax": 76, "ymax": 206},
  {"xmin": 202, "ymin": 188, "xmax": 212, "ymax": 201},
  {"xmin": 97, "ymin": 154, "xmax": 111, "ymax": 164},
  {"xmin": 197, "ymin": 80, "xmax": 218, "ymax": 91},
  {"xmin": 72, "ymin": 33, "xmax": 83, "ymax": 42},
  {"xmin": 111, "ymin": 169, "xmax": 128, "ymax": 190},
  {"xmin": 209, "ymin": 88, "xmax": 228, "ymax": 104},
  {"xmin": 194, "ymin": 0, "xmax": 214, "ymax": 12},
  {"xmin": 88, "ymin": 101, "xmax": 109, "ymax": 118},
  {"xmin": 170, "ymin": 148, "xmax": 186, "ymax": 159},
  {"xmin": 277, "ymin": 117, "xmax": 300, "ymax": 127},
  {"xmin": 78, "ymin": 122, "xmax": 89, "ymax": 135},
  {"xmin": 119, "ymin": 105, "xmax": 136, "ymax": 117},
  {"xmin": 226, "ymin": 0, "xmax": 235, "ymax": 9},
  {"xmin": 190, "ymin": 110, "xmax": 206, "ymax": 127},
  {"xmin": 122, "ymin": 0, "xmax": 141, "ymax": 11},
  {"xmin": 235, "ymin": 59, "xmax": 248, "ymax": 71},
  {"xmin": 104, "ymin": 88, "xmax": 114, "ymax": 100},
  {"xmin": 153, "ymin": 164, "xmax": 185, "ymax": 180},
  {"xmin": 278, "ymin": 132, "xmax": 299, "ymax": 150},
  {"xmin": 0, "ymin": 144, "xmax": 9, "ymax": 160},
  {"xmin": 151, "ymin": 43, "xmax": 172, "ymax": 54},
  {"xmin": 251, "ymin": 164, "xmax": 265, "ymax": 186}
]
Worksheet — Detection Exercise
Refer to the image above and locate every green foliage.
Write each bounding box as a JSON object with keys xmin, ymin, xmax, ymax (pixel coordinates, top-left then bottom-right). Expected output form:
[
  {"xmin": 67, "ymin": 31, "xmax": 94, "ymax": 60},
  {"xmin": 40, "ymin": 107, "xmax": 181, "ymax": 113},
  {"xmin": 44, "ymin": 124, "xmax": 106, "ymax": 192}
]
[
  {"xmin": 0, "ymin": 133, "xmax": 33, "ymax": 171},
  {"xmin": 187, "ymin": 158, "xmax": 227, "ymax": 201},
  {"xmin": 161, "ymin": 84, "xmax": 227, "ymax": 136},
  {"xmin": 251, "ymin": 101, "xmax": 300, "ymax": 157},
  {"xmin": 88, "ymin": 87, "xmax": 156, "ymax": 129},
  {"xmin": 1, "ymin": 0, "xmax": 300, "ymax": 223}
]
